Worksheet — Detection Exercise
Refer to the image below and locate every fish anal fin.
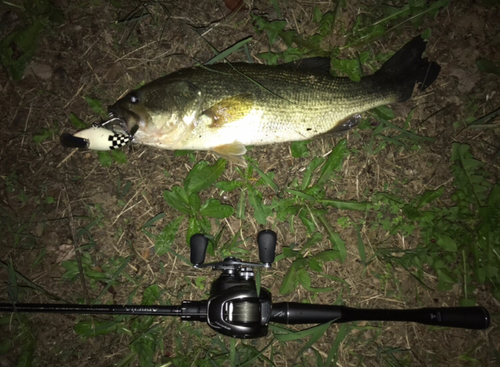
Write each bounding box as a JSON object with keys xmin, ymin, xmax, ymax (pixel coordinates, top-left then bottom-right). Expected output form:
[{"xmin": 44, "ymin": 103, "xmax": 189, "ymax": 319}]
[
  {"xmin": 204, "ymin": 94, "xmax": 254, "ymax": 128},
  {"xmin": 212, "ymin": 142, "xmax": 247, "ymax": 167}
]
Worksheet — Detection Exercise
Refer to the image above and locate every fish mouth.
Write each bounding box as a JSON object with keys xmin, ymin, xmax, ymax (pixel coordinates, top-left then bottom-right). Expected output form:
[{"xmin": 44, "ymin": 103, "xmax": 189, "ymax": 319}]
[{"xmin": 107, "ymin": 104, "xmax": 142, "ymax": 133}]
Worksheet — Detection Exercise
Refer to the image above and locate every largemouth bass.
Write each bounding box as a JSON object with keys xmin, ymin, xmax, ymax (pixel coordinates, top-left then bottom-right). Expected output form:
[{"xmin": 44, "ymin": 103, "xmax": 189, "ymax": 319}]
[{"xmin": 62, "ymin": 36, "xmax": 440, "ymax": 165}]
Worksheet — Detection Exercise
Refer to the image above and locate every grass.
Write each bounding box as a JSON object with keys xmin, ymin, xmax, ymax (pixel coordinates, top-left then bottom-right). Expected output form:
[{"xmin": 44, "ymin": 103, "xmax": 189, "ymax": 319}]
[{"xmin": 1, "ymin": 0, "xmax": 498, "ymax": 366}]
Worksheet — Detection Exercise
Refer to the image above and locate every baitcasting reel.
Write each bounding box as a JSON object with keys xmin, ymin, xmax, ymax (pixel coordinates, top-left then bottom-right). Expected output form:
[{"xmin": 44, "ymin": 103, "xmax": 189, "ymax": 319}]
[{"xmin": 0, "ymin": 230, "xmax": 491, "ymax": 339}]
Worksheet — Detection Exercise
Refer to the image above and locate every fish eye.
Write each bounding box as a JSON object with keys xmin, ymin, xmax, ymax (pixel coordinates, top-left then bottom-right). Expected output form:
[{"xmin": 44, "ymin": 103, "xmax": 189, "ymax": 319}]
[{"xmin": 130, "ymin": 92, "xmax": 140, "ymax": 104}]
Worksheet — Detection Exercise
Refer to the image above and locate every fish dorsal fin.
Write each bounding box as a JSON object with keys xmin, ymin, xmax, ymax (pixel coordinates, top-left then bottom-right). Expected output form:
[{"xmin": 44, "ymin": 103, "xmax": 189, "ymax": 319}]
[
  {"xmin": 212, "ymin": 142, "xmax": 247, "ymax": 167},
  {"xmin": 203, "ymin": 94, "xmax": 254, "ymax": 128},
  {"xmin": 283, "ymin": 57, "xmax": 331, "ymax": 74}
]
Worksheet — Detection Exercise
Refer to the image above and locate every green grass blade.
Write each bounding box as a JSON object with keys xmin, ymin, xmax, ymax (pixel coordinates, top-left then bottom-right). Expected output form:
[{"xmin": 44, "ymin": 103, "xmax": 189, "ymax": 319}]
[
  {"xmin": 155, "ymin": 216, "xmax": 184, "ymax": 256},
  {"xmin": 251, "ymin": 163, "xmax": 278, "ymax": 193},
  {"xmin": 317, "ymin": 139, "xmax": 347, "ymax": 186},
  {"xmin": 205, "ymin": 37, "xmax": 252, "ymax": 65},
  {"xmin": 7, "ymin": 259, "xmax": 18, "ymax": 302},
  {"xmin": 317, "ymin": 213, "xmax": 346, "ymax": 262},
  {"xmin": 273, "ymin": 320, "xmax": 334, "ymax": 342},
  {"xmin": 319, "ymin": 199, "xmax": 371, "ymax": 211},
  {"xmin": 325, "ymin": 324, "xmax": 351, "ymax": 367},
  {"xmin": 92, "ymin": 256, "xmax": 131, "ymax": 304},
  {"xmin": 230, "ymin": 338, "xmax": 237, "ymax": 367}
]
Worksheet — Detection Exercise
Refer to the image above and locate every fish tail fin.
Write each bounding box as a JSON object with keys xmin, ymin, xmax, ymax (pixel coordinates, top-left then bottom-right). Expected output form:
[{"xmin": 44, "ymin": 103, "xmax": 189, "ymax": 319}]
[{"xmin": 375, "ymin": 36, "xmax": 440, "ymax": 102}]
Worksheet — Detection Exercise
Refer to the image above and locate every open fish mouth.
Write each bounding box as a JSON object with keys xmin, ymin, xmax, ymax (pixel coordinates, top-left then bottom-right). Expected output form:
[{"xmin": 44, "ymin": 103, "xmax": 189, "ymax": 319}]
[{"xmin": 100, "ymin": 112, "xmax": 131, "ymax": 135}]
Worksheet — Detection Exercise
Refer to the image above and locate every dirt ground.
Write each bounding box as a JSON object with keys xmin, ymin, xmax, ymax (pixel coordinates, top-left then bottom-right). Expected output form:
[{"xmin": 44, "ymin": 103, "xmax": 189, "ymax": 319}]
[{"xmin": 0, "ymin": 0, "xmax": 499, "ymax": 366}]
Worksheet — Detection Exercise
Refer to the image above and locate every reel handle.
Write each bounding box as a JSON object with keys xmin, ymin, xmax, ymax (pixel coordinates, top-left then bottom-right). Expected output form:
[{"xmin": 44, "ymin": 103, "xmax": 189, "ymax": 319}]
[
  {"xmin": 190, "ymin": 234, "xmax": 208, "ymax": 266},
  {"xmin": 258, "ymin": 230, "xmax": 276, "ymax": 267}
]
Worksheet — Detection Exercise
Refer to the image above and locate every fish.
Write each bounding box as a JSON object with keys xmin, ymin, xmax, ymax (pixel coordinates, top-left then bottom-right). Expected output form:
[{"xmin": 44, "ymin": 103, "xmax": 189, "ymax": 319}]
[{"xmin": 62, "ymin": 36, "xmax": 440, "ymax": 166}]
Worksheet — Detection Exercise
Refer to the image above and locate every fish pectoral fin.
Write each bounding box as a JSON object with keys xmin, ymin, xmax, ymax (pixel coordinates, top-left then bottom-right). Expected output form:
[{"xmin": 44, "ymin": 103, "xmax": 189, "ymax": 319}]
[
  {"xmin": 327, "ymin": 114, "xmax": 362, "ymax": 134},
  {"xmin": 203, "ymin": 94, "xmax": 254, "ymax": 128},
  {"xmin": 212, "ymin": 142, "xmax": 247, "ymax": 167}
]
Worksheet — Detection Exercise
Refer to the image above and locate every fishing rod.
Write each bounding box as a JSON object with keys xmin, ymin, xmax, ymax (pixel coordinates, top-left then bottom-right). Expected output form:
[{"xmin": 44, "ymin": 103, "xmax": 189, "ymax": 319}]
[{"xmin": 0, "ymin": 230, "xmax": 490, "ymax": 339}]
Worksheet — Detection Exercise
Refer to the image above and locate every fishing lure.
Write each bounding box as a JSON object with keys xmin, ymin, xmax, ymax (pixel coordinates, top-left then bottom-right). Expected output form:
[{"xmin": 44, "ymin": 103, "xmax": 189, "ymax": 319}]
[{"xmin": 60, "ymin": 116, "xmax": 137, "ymax": 151}]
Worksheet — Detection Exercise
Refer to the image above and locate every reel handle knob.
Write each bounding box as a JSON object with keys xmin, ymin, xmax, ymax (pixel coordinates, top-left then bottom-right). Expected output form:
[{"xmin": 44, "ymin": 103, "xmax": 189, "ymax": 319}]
[
  {"xmin": 190, "ymin": 234, "xmax": 208, "ymax": 266},
  {"xmin": 258, "ymin": 230, "xmax": 276, "ymax": 267}
]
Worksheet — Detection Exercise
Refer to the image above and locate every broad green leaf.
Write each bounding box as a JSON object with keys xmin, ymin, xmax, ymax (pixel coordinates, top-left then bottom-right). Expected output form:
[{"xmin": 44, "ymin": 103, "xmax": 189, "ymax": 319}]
[
  {"xmin": 436, "ymin": 234, "xmax": 457, "ymax": 252},
  {"xmin": 319, "ymin": 12, "xmax": 335, "ymax": 37},
  {"xmin": 85, "ymin": 96, "xmax": 107, "ymax": 118},
  {"xmin": 184, "ymin": 159, "xmax": 226, "ymax": 195},
  {"xmin": 317, "ymin": 139, "xmax": 347, "ymax": 186},
  {"xmin": 200, "ymin": 199, "xmax": 234, "ymax": 218},
  {"xmin": 282, "ymin": 247, "xmax": 302, "ymax": 259},
  {"xmin": 290, "ymin": 141, "xmax": 310, "ymax": 158},
  {"xmin": 373, "ymin": 105, "xmax": 395, "ymax": 120},
  {"xmin": 69, "ymin": 113, "xmax": 88, "ymax": 128},
  {"xmin": 142, "ymin": 284, "xmax": 160, "ymax": 305},
  {"xmin": 155, "ymin": 216, "xmax": 183, "ymax": 256},
  {"xmin": 311, "ymin": 250, "xmax": 341, "ymax": 263},
  {"xmin": 163, "ymin": 186, "xmax": 191, "ymax": 215},
  {"xmin": 215, "ymin": 180, "xmax": 243, "ymax": 191},
  {"xmin": 97, "ymin": 151, "xmax": 113, "ymax": 167},
  {"xmin": 248, "ymin": 187, "xmax": 271, "ymax": 225},
  {"xmin": 476, "ymin": 58, "xmax": 500, "ymax": 76},
  {"xmin": 111, "ymin": 150, "xmax": 127, "ymax": 164},
  {"xmin": 297, "ymin": 268, "xmax": 311, "ymax": 289},
  {"xmin": 280, "ymin": 258, "xmax": 307, "ymax": 294},
  {"xmin": 312, "ymin": 6, "xmax": 323, "ymax": 23},
  {"xmin": 189, "ymin": 193, "xmax": 201, "ymax": 212}
]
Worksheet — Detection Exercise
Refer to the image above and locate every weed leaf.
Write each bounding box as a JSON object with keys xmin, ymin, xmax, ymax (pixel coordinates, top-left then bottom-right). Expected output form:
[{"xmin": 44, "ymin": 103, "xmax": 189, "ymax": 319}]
[
  {"xmin": 184, "ymin": 159, "xmax": 226, "ymax": 195},
  {"xmin": 97, "ymin": 151, "xmax": 113, "ymax": 167},
  {"xmin": 317, "ymin": 139, "xmax": 347, "ymax": 186},
  {"xmin": 69, "ymin": 113, "xmax": 88, "ymax": 129},
  {"xmin": 155, "ymin": 216, "xmax": 183, "ymax": 256},
  {"xmin": 273, "ymin": 320, "xmax": 334, "ymax": 342},
  {"xmin": 163, "ymin": 186, "xmax": 191, "ymax": 214},
  {"xmin": 111, "ymin": 150, "xmax": 128, "ymax": 164},
  {"xmin": 200, "ymin": 199, "xmax": 234, "ymax": 218},
  {"xmin": 142, "ymin": 285, "xmax": 160, "ymax": 305}
]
